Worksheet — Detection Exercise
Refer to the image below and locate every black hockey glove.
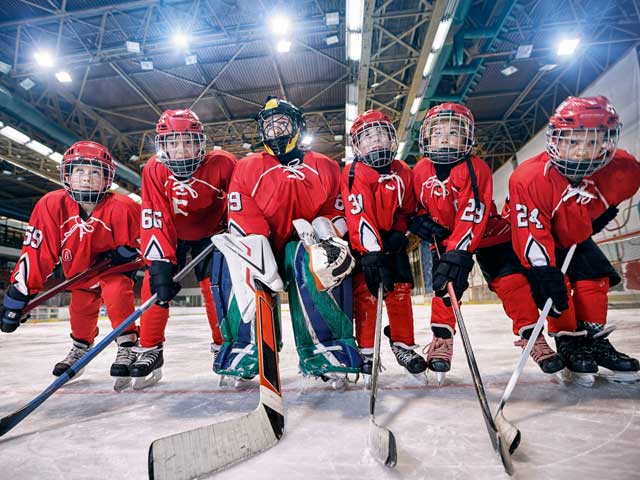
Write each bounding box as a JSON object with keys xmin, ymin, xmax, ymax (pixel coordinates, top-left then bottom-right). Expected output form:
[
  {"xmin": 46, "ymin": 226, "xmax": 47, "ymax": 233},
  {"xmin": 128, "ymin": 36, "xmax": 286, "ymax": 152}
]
[
  {"xmin": 105, "ymin": 245, "xmax": 140, "ymax": 266},
  {"xmin": 0, "ymin": 285, "xmax": 31, "ymax": 333},
  {"xmin": 527, "ymin": 266, "xmax": 568, "ymax": 318},
  {"xmin": 360, "ymin": 252, "xmax": 394, "ymax": 297},
  {"xmin": 149, "ymin": 261, "xmax": 181, "ymax": 308},
  {"xmin": 382, "ymin": 230, "xmax": 408, "ymax": 253},
  {"xmin": 432, "ymin": 250, "xmax": 474, "ymax": 300},
  {"xmin": 591, "ymin": 205, "xmax": 619, "ymax": 235},
  {"xmin": 409, "ymin": 215, "xmax": 451, "ymax": 242}
]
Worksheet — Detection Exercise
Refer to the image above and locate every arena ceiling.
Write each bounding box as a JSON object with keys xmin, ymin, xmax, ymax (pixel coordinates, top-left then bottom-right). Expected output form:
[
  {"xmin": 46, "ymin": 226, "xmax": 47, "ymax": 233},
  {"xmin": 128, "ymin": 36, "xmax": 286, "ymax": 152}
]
[{"xmin": 0, "ymin": 0, "xmax": 638, "ymax": 221}]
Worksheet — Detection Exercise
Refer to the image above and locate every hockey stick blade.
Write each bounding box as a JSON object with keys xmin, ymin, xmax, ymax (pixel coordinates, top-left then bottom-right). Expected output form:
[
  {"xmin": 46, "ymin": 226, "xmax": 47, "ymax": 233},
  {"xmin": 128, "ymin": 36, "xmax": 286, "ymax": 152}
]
[
  {"xmin": 368, "ymin": 284, "xmax": 398, "ymax": 468},
  {"xmin": 494, "ymin": 409, "xmax": 521, "ymax": 455},
  {"xmin": 148, "ymin": 279, "xmax": 284, "ymax": 479}
]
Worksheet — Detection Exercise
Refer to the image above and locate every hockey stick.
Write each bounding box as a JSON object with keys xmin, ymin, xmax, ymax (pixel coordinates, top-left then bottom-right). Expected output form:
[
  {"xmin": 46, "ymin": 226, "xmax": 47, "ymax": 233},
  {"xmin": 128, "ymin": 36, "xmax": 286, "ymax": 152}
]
[
  {"xmin": 0, "ymin": 244, "xmax": 213, "ymax": 438},
  {"xmin": 368, "ymin": 283, "xmax": 398, "ymax": 467},
  {"xmin": 494, "ymin": 243, "xmax": 577, "ymax": 456},
  {"xmin": 148, "ymin": 278, "xmax": 284, "ymax": 480},
  {"xmin": 433, "ymin": 241, "xmax": 513, "ymax": 475},
  {"xmin": 23, "ymin": 257, "xmax": 143, "ymax": 316}
]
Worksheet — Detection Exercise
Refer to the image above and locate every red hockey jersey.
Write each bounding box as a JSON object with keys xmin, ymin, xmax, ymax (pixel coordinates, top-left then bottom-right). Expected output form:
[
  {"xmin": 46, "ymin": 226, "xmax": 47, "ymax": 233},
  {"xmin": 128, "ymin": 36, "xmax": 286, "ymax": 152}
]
[
  {"xmin": 227, "ymin": 150, "xmax": 346, "ymax": 253},
  {"xmin": 341, "ymin": 159, "xmax": 416, "ymax": 253},
  {"xmin": 141, "ymin": 151, "xmax": 236, "ymax": 264},
  {"xmin": 413, "ymin": 155, "xmax": 492, "ymax": 252},
  {"xmin": 509, "ymin": 149, "xmax": 640, "ymax": 268},
  {"xmin": 10, "ymin": 190, "xmax": 140, "ymax": 295}
]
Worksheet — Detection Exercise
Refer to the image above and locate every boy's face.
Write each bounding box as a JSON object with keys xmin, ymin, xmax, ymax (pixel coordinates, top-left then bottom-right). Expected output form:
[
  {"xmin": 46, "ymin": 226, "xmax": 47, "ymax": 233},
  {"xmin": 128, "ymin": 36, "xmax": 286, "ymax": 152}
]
[
  {"xmin": 356, "ymin": 125, "xmax": 395, "ymax": 155},
  {"xmin": 161, "ymin": 133, "xmax": 199, "ymax": 160},
  {"xmin": 262, "ymin": 113, "xmax": 293, "ymax": 139},
  {"xmin": 553, "ymin": 129, "xmax": 607, "ymax": 161},
  {"xmin": 427, "ymin": 118, "xmax": 466, "ymax": 150},
  {"xmin": 69, "ymin": 164, "xmax": 105, "ymax": 191}
]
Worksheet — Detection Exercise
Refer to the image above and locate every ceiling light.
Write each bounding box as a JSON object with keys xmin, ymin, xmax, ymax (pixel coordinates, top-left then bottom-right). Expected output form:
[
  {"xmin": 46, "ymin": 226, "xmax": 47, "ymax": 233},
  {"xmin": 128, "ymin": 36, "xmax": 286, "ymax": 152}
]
[
  {"xmin": 301, "ymin": 134, "xmax": 313, "ymax": 146},
  {"xmin": 185, "ymin": 54, "xmax": 198, "ymax": 65},
  {"xmin": 277, "ymin": 40, "xmax": 291, "ymax": 53},
  {"xmin": 140, "ymin": 60, "xmax": 154, "ymax": 70},
  {"xmin": 270, "ymin": 15, "xmax": 290, "ymax": 35},
  {"xmin": 347, "ymin": 31, "xmax": 362, "ymax": 61},
  {"xmin": 55, "ymin": 71, "xmax": 72, "ymax": 83},
  {"xmin": 26, "ymin": 140, "xmax": 53, "ymax": 156},
  {"xmin": 346, "ymin": 0, "xmax": 363, "ymax": 31},
  {"xmin": 172, "ymin": 31, "xmax": 190, "ymax": 50},
  {"xmin": 49, "ymin": 152, "xmax": 63, "ymax": 163},
  {"xmin": 500, "ymin": 65, "xmax": 518, "ymax": 76},
  {"xmin": 432, "ymin": 17, "xmax": 453, "ymax": 51},
  {"xmin": 423, "ymin": 52, "xmax": 437, "ymax": 77},
  {"xmin": 557, "ymin": 38, "xmax": 579, "ymax": 56},
  {"xmin": 515, "ymin": 44, "xmax": 533, "ymax": 59},
  {"xmin": 325, "ymin": 12, "xmax": 339, "ymax": 26},
  {"xmin": 325, "ymin": 35, "xmax": 339, "ymax": 46},
  {"xmin": 20, "ymin": 78, "xmax": 35, "ymax": 90},
  {"xmin": 0, "ymin": 61, "xmax": 11, "ymax": 74},
  {"xmin": 34, "ymin": 50, "xmax": 55, "ymax": 67},
  {"xmin": 242, "ymin": 142, "xmax": 252, "ymax": 149},
  {"xmin": 126, "ymin": 41, "xmax": 141, "ymax": 53},
  {"xmin": 410, "ymin": 97, "xmax": 422, "ymax": 115},
  {"xmin": 539, "ymin": 63, "xmax": 557, "ymax": 71},
  {"xmin": 0, "ymin": 126, "xmax": 30, "ymax": 144}
]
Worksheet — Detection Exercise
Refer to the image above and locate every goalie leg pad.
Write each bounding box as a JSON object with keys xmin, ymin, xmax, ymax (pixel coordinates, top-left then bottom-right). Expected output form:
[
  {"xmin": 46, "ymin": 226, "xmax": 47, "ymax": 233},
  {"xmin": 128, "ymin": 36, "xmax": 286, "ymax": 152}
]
[{"xmin": 284, "ymin": 241, "xmax": 361, "ymax": 377}]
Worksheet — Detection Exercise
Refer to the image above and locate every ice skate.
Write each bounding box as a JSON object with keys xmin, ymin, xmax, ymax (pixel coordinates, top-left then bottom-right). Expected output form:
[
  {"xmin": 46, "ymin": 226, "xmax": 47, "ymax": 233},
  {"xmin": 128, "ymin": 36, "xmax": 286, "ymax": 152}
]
[
  {"xmin": 130, "ymin": 345, "xmax": 163, "ymax": 390},
  {"xmin": 383, "ymin": 326, "xmax": 427, "ymax": 384},
  {"xmin": 425, "ymin": 326, "xmax": 453, "ymax": 386},
  {"xmin": 53, "ymin": 336, "xmax": 92, "ymax": 382},
  {"xmin": 111, "ymin": 331, "xmax": 138, "ymax": 391},
  {"xmin": 583, "ymin": 324, "xmax": 640, "ymax": 384},
  {"xmin": 515, "ymin": 328, "xmax": 564, "ymax": 374},
  {"xmin": 554, "ymin": 333, "xmax": 597, "ymax": 387}
]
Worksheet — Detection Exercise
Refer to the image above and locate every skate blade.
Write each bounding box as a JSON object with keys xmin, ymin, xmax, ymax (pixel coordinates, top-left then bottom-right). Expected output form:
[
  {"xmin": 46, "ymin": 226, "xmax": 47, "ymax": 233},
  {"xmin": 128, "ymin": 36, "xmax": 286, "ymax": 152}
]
[
  {"xmin": 434, "ymin": 371, "xmax": 447, "ymax": 387},
  {"xmin": 363, "ymin": 374, "xmax": 372, "ymax": 390},
  {"xmin": 410, "ymin": 372, "xmax": 428, "ymax": 385},
  {"xmin": 555, "ymin": 368, "xmax": 595, "ymax": 388},
  {"xmin": 113, "ymin": 377, "xmax": 132, "ymax": 392},
  {"xmin": 132, "ymin": 369, "xmax": 162, "ymax": 390},
  {"xmin": 598, "ymin": 369, "xmax": 640, "ymax": 384},
  {"xmin": 58, "ymin": 368, "xmax": 85, "ymax": 385}
]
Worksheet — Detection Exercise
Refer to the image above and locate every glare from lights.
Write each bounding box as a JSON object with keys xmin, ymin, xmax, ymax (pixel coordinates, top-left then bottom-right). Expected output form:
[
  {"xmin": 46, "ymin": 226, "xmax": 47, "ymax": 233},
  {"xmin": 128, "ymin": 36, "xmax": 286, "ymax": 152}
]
[
  {"xmin": 55, "ymin": 71, "xmax": 72, "ymax": 83},
  {"xmin": 0, "ymin": 126, "xmax": 30, "ymax": 144},
  {"xmin": 410, "ymin": 97, "xmax": 422, "ymax": 115},
  {"xmin": 325, "ymin": 35, "xmax": 339, "ymax": 46},
  {"xmin": 371, "ymin": 82, "xmax": 380, "ymax": 88},
  {"xmin": 185, "ymin": 54, "xmax": 198, "ymax": 65},
  {"xmin": 276, "ymin": 40, "xmax": 291, "ymax": 53},
  {"xmin": 213, "ymin": 145, "xmax": 222, "ymax": 150},
  {"xmin": 423, "ymin": 52, "xmax": 437, "ymax": 77},
  {"xmin": 346, "ymin": 0, "xmax": 364, "ymax": 31},
  {"xmin": 396, "ymin": 141, "xmax": 406, "ymax": 159},
  {"xmin": 345, "ymin": 120, "xmax": 353, "ymax": 135},
  {"xmin": 126, "ymin": 41, "xmax": 141, "ymax": 53},
  {"xmin": 34, "ymin": 50, "xmax": 55, "ymax": 68},
  {"xmin": 347, "ymin": 31, "xmax": 362, "ymax": 61},
  {"xmin": 301, "ymin": 134, "xmax": 313, "ymax": 146},
  {"xmin": 19, "ymin": 78, "xmax": 35, "ymax": 90},
  {"xmin": 270, "ymin": 15, "xmax": 290, "ymax": 35},
  {"xmin": 140, "ymin": 60, "xmax": 154, "ymax": 70},
  {"xmin": 515, "ymin": 44, "xmax": 533, "ymax": 59},
  {"xmin": 334, "ymin": 134, "xmax": 343, "ymax": 142},
  {"xmin": 325, "ymin": 12, "xmax": 339, "ymax": 26},
  {"xmin": 242, "ymin": 142, "xmax": 252, "ymax": 150},
  {"xmin": 345, "ymin": 103, "xmax": 358, "ymax": 121},
  {"xmin": 49, "ymin": 152, "xmax": 64, "ymax": 164},
  {"xmin": 26, "ymin": 140, "xmax": 53, "ymax": 156},
  {"xmin": 500, "ymin": 65, "xmax": 518, "ymax": 76},
  {"xmin": 432, "ymin": 17, "xmax": 453, "ymax": 51},
  {"xmin": 172, "ymin": 31, "xmax": 190, "ymax": 50},
  {"xmin": 129, "ymin": 154, "xmax": 140, "ymax": 161},
  {"xmin": 557, "ymin": 38, "xmax": 579, "ymax": 56},
  {"xmin": 2, "ymin": 170, "xmax": 12, "ymax": 176},
  {"xmin": 128, "ymin": 192, "xmax": 142, "ymax": 204},
  {"xmin": 540, "ymin": 63, "xmax": 557, "ymax": 71}
]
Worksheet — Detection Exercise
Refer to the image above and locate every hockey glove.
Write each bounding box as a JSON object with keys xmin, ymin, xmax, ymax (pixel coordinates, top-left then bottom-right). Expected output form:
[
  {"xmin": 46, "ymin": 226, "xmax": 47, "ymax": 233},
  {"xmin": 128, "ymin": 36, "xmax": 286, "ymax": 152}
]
[
  {"xmin": 105, "ymin": 245, "xmax": 140, "ymax": 266},
  {"xmin": 149, "ymin": 261, "xmax": 181, "ymax": 308},
  {"xmin": 382, "ymin": 230, "xmax": 408, "ymax": 253},
  {"xmin": 432, "ymin": 250, "xmax": 474, "ymax": 300},
  {"xmin": 527, "ymin": 266, "xmax": 569, "ymax": 318},
  {"xmin": 360, "ymin": 252, "xmax": 394, "ymax": 297},
  {"xmin": 0, "ymin": 285, "xmax": 30, "ymax": 333},
  {"xmin": 592, "ymin": 204, "xmax": 619, "ymax": 235},
  {"xmin": 409, "ymin": 215, "xmax": 451, "ymax": 242},
  {"xmin": 308, "ymin": 237, "xmax": 355, "ymax": 291}
]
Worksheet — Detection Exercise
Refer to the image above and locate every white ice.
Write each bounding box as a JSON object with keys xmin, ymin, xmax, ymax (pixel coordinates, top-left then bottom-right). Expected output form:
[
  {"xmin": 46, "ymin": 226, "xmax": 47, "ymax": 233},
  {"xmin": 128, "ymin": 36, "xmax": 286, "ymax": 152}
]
[{"xmin": 1, "ymin": 304, "xmax": 639, "ymax": 480}]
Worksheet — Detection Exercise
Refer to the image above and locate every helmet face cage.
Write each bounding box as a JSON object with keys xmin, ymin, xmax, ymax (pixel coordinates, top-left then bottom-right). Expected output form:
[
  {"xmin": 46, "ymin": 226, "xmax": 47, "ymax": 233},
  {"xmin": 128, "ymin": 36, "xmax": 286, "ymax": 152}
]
[
  {"xmin": 61, "ymin": 158, "xmax": 114, "ymax": 205},
  {"xmin": 155, "ymin": 131, "xmax": 206, "ymax": 179},
  {"xmin": 545, "ymin": 125, "xmax": 620, "ymax": 181},
  {"xmin": 257, "ymin": 100, "xmax": 306, "ymax": 157},
  {"xmin": 351, "ymin": 120, "xmax": 398, "ymax": 168},
  {"xmin": 419, "ymin": 112, "xmax": 474, "ymax": 164}
]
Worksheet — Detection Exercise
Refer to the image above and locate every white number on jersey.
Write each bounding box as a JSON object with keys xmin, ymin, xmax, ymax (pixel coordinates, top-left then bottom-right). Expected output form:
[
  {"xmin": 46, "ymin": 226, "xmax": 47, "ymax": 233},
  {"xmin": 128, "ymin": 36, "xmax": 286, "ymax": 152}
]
[
  {"xmin": 228, "ymin": 192, "xmax": 242, "ymax": 212},
  {"xmin": 334, "ymin": 194, "xmax": 344, "ymax": 211},
  {"xmin": 460, "ymin": 198, "xmax": 485, "ymax": 224},
  {"xmin": 142, "ymin": 209, "xmax": 163, "ymax": 229},
  {"xmin": 23, "ymin": 225, "xmax": 43, "ymax": 249},
  {"xmin": 515, "ymin": 203, "xmax": 544, "ymax": 229},
  {"xmin": 347, "ymin": 193, "xmax": 364, "ymax": 215}
]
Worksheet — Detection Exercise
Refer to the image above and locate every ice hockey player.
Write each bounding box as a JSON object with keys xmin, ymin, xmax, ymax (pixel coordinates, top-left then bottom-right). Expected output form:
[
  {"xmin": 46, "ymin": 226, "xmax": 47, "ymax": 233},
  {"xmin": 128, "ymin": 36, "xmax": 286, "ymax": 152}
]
[
  {"xmin": 0, "ymin": 141, "xmax": 141, "ymax": 390},
  {"xmin": 412, "ymin": 103, "xmax": 565, "ymax": 384},
  {"xmin": 213, "ymin": 96, "xmax": 359, "ymax": 389},
  {"xmin": 132, "ymin": 109, "xmax": 236, "ymax": 389},
  {"xmin": 342, "ymin": 109, "xmax": 427, "ymax": 384},
  {"xmin": 509, "ymin": 96, "xmax": 640, "ymax": 385}
]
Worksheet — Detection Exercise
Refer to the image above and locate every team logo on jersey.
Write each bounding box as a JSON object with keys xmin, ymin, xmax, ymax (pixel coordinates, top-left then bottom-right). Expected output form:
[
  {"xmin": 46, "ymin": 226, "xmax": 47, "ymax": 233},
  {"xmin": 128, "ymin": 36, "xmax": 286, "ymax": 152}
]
[{"xmin": 62, "ymin": 249, "xmax": 73, "ymax": 262}]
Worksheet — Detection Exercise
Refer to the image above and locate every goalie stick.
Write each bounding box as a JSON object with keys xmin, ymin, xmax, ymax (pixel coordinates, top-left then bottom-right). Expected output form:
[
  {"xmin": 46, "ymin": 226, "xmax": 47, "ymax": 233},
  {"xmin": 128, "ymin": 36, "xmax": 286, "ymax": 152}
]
[
  {"xmin": 148, "ymin": 279, "xmax": 284, "ymax": 480},
  {"xmin": 368, "ymin": 283, "xmax": 398, "ymax": 467},
  {"xmin": 0, "ymin": 245, "xmax": 211, "ymax": 438},
  {"xmin": 433, "ymin": 240, "xmax": 513, "ymax": 475},
  {"xmin": 494, "ymin": 244, "xmax": 577, "ymax": 457}
]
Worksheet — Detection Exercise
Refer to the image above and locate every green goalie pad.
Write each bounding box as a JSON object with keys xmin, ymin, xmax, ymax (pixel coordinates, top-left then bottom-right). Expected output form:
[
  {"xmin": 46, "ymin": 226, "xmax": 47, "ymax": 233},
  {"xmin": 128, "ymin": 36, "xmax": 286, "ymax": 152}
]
[{"xmin": 284, "ymin": 241, "xmax": 362, "ymax": 377}]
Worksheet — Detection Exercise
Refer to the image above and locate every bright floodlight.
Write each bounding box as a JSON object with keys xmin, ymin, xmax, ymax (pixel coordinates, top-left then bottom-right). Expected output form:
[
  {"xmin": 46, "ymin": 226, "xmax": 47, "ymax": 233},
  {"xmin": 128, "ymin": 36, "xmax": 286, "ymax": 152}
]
[
  {"xmin": 26, "ymin": 140, "xmax": 53, "ymax": 156},
  {"xmin": 270, "ymin": 14, "xmax": 290, "ymax": 34},
  {"xmin": 34, "ymin": 50, "xmax": 55, "ymax": 67},
  {"xmin": 410, "ymin": 97, "xmax": 422, "ymax": 115},
  {"xmin": 55, "ymin": 71, "xmax": 72, "ymax": 83},
  {"xmin": 395, "ymin": 141, "xmax": 406, "ymax": 159},
  {"xmin": 277, "ymin": 40, "xmax": 291, "ymax": 53},
  {"xmin": 0, "ymin": 126, "xmax": 30, "ymax": 144},
  {"xmin": 347, "ymin": 0, "xmax": 363, "ymax": 31},
  {"xmin": 49, "ymin": 152, "xmax": 64, "ymax": 164},
  {"xmin": 557, "ymin": 38, "xmax": 579, "ymax": 56},
  {"xmin": 347, "ymin": 31, "xmax": 362, "ymax": 61},
  {"xmin": 172, "ymin": 31, "xmax": 189, "ymax": 49},
  {"xmin": 500, "ymin": 65, "xmax": 518, "ymax": 76},
  {"xmin": 301, "ymin": 134, "xmax": 313, "ymax": 146}
]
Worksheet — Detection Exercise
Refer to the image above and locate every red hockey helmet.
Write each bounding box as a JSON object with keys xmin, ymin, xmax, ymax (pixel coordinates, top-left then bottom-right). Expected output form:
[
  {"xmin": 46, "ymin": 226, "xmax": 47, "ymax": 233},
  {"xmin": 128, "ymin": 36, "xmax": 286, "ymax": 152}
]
[
  {"xmin": 350, "ymin": 110, "xmax": 398, "ymax": 168},
  {"xmin": 419, "ymin": 102, "xmax": 474, "ymax": 164},
  {"xmin": 545, "ymin": 96, "xmax": 620, "ymax": 181},
  {"xmin": 155, "ymin": 109, "xmax": 207, "ymax": 179},
  {"xmin": 61, "ymin": 141, "xmax": 115, "ymax": 205}
]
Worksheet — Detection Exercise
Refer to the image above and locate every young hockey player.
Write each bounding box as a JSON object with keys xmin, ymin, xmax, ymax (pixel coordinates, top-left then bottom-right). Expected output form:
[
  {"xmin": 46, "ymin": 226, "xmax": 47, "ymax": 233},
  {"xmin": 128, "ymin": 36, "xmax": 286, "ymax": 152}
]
[
  {"xmin": 342, "ymin": 109, "xmax": 427, "ymax": 382},
  {"xmin": 412, "ymin": 103, "xmax": 565, "ymax": 384},
  {"xmin": 214, "ymin": 97, "xmax": 359, "ymax": 388},
  {"xmin": 509, "ymin": 96, "xmax": 640, "ymax": 384},
  {"xmin": 132, "ymin": 109, "xmax": 236, "ymax": 388},
  {"xmin": 0, "ymin": 141, "xmax": 141, "ymax": 390}
]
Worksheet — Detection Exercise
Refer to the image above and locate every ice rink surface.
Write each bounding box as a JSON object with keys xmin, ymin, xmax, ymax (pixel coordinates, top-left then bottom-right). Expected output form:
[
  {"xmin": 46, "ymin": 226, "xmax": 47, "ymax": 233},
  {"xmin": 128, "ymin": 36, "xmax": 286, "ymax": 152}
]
[{"xmin": 1, "ymin": 304, "xmax": 639, "ymax": 480}]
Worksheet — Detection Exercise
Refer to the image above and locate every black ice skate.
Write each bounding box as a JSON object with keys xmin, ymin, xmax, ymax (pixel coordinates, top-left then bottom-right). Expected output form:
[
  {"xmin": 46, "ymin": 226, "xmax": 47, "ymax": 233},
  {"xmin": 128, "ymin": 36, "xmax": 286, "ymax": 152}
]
[
  {"xmin": 110, "ymin": 331, "xmax": 139, "ymax": 391},
  {"xmin": 582, "ymin": 323, "xmax": 640, "ymax": 384},
  {"xmin": 130, "ymin": 344, "xmax": 163, "ymax": 389},
  {"xmin": 52, "ymin": 336, "xmax": 92, "ymax": 381},
  {"xmin": 554, "ymin": 332, "xmax": 598, "ymax": 387},
  {"xmin": 384, "ymin": 326, "xmax": 427, "ymax": 384}
]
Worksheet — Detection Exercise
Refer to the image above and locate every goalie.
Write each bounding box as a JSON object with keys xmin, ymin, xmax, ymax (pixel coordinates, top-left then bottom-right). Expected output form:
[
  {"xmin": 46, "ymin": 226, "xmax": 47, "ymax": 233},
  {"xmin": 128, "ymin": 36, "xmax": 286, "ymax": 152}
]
[{"xmin": 210, "ymin": 97, "xmax": 360, "ymax": 388}]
